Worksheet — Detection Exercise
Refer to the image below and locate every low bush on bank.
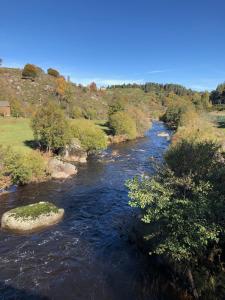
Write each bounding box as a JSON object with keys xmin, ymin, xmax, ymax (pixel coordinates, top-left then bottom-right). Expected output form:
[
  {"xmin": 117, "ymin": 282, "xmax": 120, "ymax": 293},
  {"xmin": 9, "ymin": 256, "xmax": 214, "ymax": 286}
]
[
  {"xmin": 70, "ymin": 119, "xmax": 107, "ymax": 153},
  {"xmin": 0, "ymin": 146, "xmax": 46, "ymax": 186},
  {"xmin": 127, "ymin": 107, "xmax": 151, "ymax": 136},
  {"xmin": 161, "ymin": 99, "xmax": 195, "ymax": 129},
  {"xmin": 109, "ymin": 111, "xmax": 137, "ymax": 140},
  {"xmin": 172, "ymin": 112, "xmax": 219, "ymax": 145}
]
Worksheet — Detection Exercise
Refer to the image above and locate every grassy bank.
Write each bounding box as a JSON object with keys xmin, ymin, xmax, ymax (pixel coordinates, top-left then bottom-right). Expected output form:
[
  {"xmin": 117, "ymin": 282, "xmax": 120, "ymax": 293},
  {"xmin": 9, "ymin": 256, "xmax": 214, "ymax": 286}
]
[{"xmin": 0, "ymin": 118, "xmax": 33, "ymax": 153}]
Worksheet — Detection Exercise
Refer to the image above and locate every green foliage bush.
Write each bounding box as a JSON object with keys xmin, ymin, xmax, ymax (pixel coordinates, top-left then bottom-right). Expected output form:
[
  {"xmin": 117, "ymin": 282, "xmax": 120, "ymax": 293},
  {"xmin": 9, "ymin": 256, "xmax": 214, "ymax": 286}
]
[
  {"xmin": 128, "ymin": 107, "xmax": 151, "ymax": 136},
  {"xmin": 0, "ymin": 146, "xmax": 46, "ymax": 185},
  {"xmin": 47, "ymin": 68, "xmax": 60, "ymax": 77},
  {"xmin": 70, "ymin": 119, "xmax": 107, "ymax": 152},
  {"xmin": 22, "ymin": 64, "xmax": 39, "ymax": 78},
  {"xmin": 109, "ymin": 111, "xmax": 137, "ymax": 140},
  {"xmin": 126, "ymin": 140, "xmax": 225, "ymax": 294},
  {"xmin": 32, "ymin": 102, "xmax": 70, "ymax": 152},
  {"xmin": 161, "ymin": 100, "xmax": 191, "ymax": 129},
  {"xmin": 70, "ymin": 106, "xmax": 84, "ymax": 119},
  {"xmin": 108, "ymin": 98, "xmax": 125, "ymax": 116}
]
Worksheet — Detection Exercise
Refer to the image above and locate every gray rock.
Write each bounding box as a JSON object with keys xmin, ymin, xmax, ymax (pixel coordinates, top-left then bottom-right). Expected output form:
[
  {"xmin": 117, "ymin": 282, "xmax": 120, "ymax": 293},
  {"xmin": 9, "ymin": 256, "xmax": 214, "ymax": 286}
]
[
  {"xmin": 48, "ymin": 158, "xmax": 77, "ymax": 179},
  {"xmin": 60, "ymin": 138, "xmax": 87, "ymax": 163}
]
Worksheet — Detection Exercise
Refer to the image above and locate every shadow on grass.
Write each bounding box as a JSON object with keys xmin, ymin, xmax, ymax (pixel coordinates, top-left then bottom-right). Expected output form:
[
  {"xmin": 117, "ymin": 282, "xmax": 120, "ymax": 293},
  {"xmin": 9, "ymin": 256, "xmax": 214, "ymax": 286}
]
[
  {"xmin": 98, "ymin": 121, "xmax": 113, "ymax": 135},
  {"xmin": 217, "ymin": 121, "xmax": 225, "ymax": 129},
  {"xmin": 0, "ymin": 281, "xmax": 49, "ymax": 299},
  {"xmin": 23, "ymin": 140, "xmax": 40, "ymax": 150}
]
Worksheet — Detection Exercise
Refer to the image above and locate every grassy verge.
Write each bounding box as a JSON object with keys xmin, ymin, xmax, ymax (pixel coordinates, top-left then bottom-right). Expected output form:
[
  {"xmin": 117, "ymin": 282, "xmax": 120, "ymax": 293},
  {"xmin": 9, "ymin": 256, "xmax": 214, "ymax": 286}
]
[{"xmin": 0, "ymin": 117, "xmax": 33, "ymax": 153}]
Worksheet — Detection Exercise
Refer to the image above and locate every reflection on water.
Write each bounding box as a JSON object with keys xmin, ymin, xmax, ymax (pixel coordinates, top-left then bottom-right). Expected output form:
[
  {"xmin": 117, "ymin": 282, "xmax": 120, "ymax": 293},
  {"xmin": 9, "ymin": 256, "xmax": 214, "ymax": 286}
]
[{"xmin": 0, "ymin": 122, "xmax": 173, "ymax": 300}]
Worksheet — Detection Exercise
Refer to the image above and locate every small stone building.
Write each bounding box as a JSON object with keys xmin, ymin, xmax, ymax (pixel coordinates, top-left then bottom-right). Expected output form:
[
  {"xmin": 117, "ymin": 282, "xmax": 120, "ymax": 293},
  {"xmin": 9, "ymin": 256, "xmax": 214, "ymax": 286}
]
[{"xmin": 0, "ymin": 101, "xmax": 11, "ymax": 117}]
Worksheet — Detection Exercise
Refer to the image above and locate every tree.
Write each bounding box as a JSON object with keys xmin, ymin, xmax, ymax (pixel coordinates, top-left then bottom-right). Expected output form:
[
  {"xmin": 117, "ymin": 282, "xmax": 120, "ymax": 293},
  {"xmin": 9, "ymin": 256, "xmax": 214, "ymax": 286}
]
[
  {"xmin": 22, "ymin": 64, "xmax": 39, "ymax": 79},
  {"xmin": 47, "ymin": 68, "xmax": 60, "ymax": 77},
  {"xmin": 0, "ymin": 58, "xmax": 2, "ymax": 66},
  {"xmin": 109, "ymin": 111, "xmax": 137, "ymax": 139},
  {"xmin": 108, "ymin": 98, "xmax": 125, "ymax": 116},
  {"xmin": 70, "ymin": 119, "xmax": 107, "ymax": 153},
  {"xmin": 89, "ymin": 82, "xmax": 97, "ymax": 92},
  {"xmin": 56, "ymin": 76, "xmax": 67, "ymax": 103},
  {"xmin": 126, "ymin": 140, "xmax": 225, "ymax": 298},
  {"xmin": 32, "ymin": 102, "xmax": 70, "ymax": 152}
]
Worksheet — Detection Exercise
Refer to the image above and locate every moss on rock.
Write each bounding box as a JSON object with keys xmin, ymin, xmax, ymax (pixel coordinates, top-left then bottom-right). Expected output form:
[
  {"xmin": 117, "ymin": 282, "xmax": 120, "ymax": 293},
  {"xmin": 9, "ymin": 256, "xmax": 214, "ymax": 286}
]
[{"xmin": 1, "ymin": 202, "xmax": 64, "ymax": 233}]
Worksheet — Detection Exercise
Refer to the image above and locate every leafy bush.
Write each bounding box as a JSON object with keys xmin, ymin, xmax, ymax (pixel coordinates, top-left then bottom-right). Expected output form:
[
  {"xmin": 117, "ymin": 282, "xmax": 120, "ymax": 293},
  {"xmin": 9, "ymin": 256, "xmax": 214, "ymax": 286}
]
[
  {"xmin": 22, "ymin": 64, "xmax": 39, "ymax": 78},
  {"xmin": 70, "ymin": 106, "xmax": 84, "ymax": 119},
  {"xmin": 127, "ymin": 107, "xmax": 151, "ymax": 136},
  {"xmin": 83, "ymin": 108, "xmax": 97, "ymax": 120},
  {"xmin": 173, "ymin": 113, "xmax": 218, "ymax": 144},
  {"xmin": 32, "ymin": 102, "xmax": 70, "ymax": 152},
  {"xmin": 70, "ymin": 119, "xmax": 107, "ymax": 152},
  {"xmin": 0, "ymin": 146, "xmax": 46, "ymax": 185},
  {"xmin": 109, "ymin": 111, "xmax": 137, "ymax": 140},
  {"xmin": 161, "ymin": 99, "xmax": 193, "ymax": 129},
  {"xmin": 108, "ymin": 98, "xmax": 126, "ymax": 116},
  {"xmin": 47, "ymin": 68, "xmax": 60, "ymax": 77},
  {"xmin": 127, "ymin": 140, "xmax": 225, "ymax": 296}
]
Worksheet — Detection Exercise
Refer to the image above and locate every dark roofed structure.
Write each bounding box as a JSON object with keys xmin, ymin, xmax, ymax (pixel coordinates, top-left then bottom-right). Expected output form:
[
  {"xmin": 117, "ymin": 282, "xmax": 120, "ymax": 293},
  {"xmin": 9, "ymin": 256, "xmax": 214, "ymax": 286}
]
[{"xmin": 0, "ymin": 101, "xmax": 11, "ymax": 117}]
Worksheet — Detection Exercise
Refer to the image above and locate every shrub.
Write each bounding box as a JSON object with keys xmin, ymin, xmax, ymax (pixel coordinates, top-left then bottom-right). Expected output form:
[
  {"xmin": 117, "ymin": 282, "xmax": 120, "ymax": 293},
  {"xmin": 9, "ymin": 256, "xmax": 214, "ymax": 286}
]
[
  {"xmin": 47, "ymin": 68, "xmax": 60, "ymax": 77},
  {"xmin": 161, "ymin": 99, "xmax": 193, "ymax": 129},
  {"xmin": 32, "ymin": 102, "xmax": 70, "ymax": 152},
  {"xmin": 70, "ymin": 106, "xmax": 84, "ymax": 119},
  {"xmin": 108, "ymin": 99, "xmax": 125, "ymax": 116},
  {"xmin": 0, "ymin": 146, "xmax": 46, "ymax": 185},
  {"xmin": 70, "ymin": 119, "xmax": 107, "ymax": 152},
  {"xmin": 109, "ymin": 111, "xmax": 137, "ymax": 140},
  {"xmin": 127, "ymin": 107, "xmax": 151, "ymax": 136},
  {"xmin": 126, "ymin": 140, "xmax": 225, "ymax": 295},
  {"xmin": 83, "ymin": 108, "xmax": 97, "ymax": 120},
  {"xmin": 22, "ymin": 64, "xmax": 39, "ymax": 78},
  {"xmin": 173, "ymin": 113, "xmax": 218, "ymax": 145}
]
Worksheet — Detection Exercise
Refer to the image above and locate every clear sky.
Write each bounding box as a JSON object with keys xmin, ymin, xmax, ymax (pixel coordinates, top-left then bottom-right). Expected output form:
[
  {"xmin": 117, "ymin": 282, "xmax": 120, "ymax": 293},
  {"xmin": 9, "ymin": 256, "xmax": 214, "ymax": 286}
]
[{"xmin": 1, "ymin": 0, "xmax": 225, "ymax": 90}]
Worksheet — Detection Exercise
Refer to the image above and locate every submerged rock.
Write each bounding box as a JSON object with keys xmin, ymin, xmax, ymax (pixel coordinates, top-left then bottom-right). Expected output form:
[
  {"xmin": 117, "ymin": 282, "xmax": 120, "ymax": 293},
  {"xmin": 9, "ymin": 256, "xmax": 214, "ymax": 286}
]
[
  {"xmin": 48, "ymin": 158, "xmax": 77, "ymax": 179},
  {"xmin": 1, "ymin": 202, "xmax": 64, "ymax": 233}
]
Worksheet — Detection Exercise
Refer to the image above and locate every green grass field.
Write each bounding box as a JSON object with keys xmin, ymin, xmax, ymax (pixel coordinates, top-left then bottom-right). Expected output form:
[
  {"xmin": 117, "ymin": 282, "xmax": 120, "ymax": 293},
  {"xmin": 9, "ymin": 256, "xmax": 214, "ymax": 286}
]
[{"xmin": 0, "ymin": 118, "xmax": 33, "ymax": 153}]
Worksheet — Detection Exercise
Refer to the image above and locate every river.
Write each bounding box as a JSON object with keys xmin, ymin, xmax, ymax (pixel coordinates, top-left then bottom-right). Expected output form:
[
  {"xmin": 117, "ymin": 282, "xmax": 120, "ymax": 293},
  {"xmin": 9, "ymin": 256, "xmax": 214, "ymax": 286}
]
[{"xmin": 0, "ymin": 121, "xmax": 172, "ymax": 300}]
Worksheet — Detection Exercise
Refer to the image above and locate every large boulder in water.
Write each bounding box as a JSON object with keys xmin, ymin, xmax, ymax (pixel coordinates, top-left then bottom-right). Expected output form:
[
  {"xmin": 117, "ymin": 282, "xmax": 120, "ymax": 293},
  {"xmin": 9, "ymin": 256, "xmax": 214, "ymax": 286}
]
[
  {"xmin": 1, "ymin": 202, "xmax": 64, "ymax": 233},
  {"xmin": 48, "ymin": 158, "xmax": 77, "ymax": 179},
  {"xmin": 60, "ymin": 138, "xmax": 87, "ymax": 163}
]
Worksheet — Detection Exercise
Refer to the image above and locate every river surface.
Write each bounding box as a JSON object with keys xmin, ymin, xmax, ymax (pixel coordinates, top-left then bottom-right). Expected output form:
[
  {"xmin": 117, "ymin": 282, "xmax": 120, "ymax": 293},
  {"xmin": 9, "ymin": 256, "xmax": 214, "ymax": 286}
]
[{"xmin": 0, "ymin": 122, "xmax": 172, "ymax": 300}]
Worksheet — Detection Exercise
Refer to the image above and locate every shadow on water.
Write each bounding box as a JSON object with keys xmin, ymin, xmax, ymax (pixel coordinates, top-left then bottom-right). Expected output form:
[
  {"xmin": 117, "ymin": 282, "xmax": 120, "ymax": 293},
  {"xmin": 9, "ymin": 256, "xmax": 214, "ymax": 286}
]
[{"xmin": 0, "ymin": 122, "xmax": 175, "ymax": 300}]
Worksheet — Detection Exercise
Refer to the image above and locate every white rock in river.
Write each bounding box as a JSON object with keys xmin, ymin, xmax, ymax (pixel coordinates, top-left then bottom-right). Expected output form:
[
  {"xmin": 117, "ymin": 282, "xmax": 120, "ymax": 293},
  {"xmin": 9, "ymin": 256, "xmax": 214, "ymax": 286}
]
[
  {"xmin": 1, "ymin": 202, "xmax": 64, "ymax": 233},
  {"xmin": 157, "ymin": 132, "xmax": 170, "ymax": 138},
  {"xmin": 48, "ymin": 158, "xmax": 77, "ymax": 179}
]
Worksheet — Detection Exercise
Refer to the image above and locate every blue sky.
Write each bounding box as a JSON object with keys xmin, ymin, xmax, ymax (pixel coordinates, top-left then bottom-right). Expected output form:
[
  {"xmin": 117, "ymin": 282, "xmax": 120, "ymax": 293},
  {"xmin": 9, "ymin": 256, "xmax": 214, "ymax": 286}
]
[{"xmin": 1, "ymin": 0, "xmax": 225, "ymax": 90}]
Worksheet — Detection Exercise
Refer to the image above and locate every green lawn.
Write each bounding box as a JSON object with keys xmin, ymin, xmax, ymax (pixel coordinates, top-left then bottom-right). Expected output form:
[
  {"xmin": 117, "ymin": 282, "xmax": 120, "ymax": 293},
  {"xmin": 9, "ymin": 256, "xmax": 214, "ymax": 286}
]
[{"xmin": 0, "ymin": 118, "xmax": 34, "ymax": 153}]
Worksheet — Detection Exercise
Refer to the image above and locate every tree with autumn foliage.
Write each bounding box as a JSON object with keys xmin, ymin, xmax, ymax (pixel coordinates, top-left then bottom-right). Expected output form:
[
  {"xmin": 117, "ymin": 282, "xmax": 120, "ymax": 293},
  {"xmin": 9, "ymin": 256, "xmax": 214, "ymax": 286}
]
[
  {"xmin": 89, "ymin": 82, "xmax": 97, "ymax": 93},
  {"xmin": 56, "ymin": 76, "xmax": 67, "ymax": 103}
]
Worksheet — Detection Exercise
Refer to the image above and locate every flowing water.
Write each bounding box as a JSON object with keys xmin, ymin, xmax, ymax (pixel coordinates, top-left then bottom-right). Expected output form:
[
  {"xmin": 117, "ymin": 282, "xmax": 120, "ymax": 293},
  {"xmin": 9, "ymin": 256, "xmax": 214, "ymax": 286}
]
[{"xmin": 0, "ymin": 122, "xmax": 172, "ymax": 300}]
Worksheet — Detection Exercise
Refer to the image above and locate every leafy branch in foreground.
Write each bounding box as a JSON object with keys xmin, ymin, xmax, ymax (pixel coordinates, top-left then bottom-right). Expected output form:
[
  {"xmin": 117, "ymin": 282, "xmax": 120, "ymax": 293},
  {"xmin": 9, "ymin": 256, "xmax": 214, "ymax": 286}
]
[{"xmin": 126, "ymin": 140, "xmax": 225, "ymax": 297}]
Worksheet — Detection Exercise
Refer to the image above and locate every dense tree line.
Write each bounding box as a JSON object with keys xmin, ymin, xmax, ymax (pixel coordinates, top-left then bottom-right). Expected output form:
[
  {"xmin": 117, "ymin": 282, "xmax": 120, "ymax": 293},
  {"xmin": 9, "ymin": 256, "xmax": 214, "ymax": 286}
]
[
  {"xmin": 210, "ymin": 82, "xmax": 225, "ymax": 104},
  {"xmin": 108, "ymin": 82, "xmax": 195, "ymax": 96}
]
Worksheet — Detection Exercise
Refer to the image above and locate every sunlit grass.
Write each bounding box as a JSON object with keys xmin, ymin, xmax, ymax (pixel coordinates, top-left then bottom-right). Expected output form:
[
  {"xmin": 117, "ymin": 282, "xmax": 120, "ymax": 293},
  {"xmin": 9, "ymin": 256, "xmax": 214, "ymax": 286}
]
[{"xmin": 0, "ymin": 117, "xmax": 33, "ymax": 153}]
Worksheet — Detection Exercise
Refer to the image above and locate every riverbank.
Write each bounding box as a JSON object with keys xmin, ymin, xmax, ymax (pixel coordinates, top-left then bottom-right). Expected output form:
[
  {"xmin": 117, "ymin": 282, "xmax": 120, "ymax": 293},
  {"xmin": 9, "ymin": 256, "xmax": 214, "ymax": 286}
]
[{"xmin": 0, "ymin": 115, "xmax": 153, "ymax": 194}]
